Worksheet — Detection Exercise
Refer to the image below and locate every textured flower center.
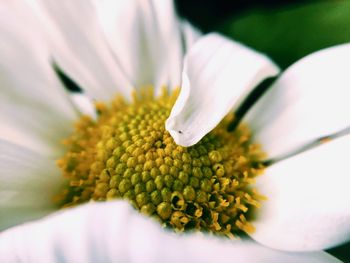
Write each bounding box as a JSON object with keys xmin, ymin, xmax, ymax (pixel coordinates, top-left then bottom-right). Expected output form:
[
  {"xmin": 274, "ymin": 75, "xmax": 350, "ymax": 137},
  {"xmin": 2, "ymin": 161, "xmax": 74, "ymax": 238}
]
[{"xmin": 57, "ymin": 88, "xmax": 266, "ymax": 237}]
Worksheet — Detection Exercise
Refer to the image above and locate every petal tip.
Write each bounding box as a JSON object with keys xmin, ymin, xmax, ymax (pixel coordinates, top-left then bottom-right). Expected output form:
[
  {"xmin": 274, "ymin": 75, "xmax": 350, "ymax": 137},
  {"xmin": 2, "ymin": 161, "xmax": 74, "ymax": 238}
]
[{"xmin": 165, "ymin": 118, "xmax": 199, "ymax": 147}]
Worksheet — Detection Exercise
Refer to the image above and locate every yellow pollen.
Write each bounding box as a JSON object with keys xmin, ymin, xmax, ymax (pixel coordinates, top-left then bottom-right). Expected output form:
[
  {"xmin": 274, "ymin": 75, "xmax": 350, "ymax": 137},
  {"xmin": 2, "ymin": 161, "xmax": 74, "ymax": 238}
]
[{"xmin": 57, "ymin": 87, "xmax": 266, "ymax": 237}]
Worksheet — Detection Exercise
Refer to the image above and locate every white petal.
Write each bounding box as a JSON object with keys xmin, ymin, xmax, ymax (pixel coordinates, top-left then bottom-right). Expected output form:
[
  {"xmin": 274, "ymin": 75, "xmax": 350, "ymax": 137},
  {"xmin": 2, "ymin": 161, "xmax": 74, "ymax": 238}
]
[
  {"xmin": 251, "ymin": 134, "xmax": 350, "ymax": 251},
  {"xmin": 70, "ymin": 93, "xmax": 97, "ymax": 120},
  {"xmin": 0, "ymin": 140, "xmax": 62, "ymax": 230},
  {"xmin": 166, "ymin": 33, "xmax": 279, "ymax": 146},
  {"xmin": 181, "ymin": 20, "xmax": 202, "ymax": 51},
  {"xmin": 0, "ymin": 201, "xmax": 339, "ymax": 263},
  {"xmin": 245, "ymin": 44, "xmax": 350, "ymax": 161},
  {"xmin": 0, "ymin": 102, "xmax": 73, "ymax": 157},
  {"xmin": 30, "ymin": 0, "xmax": 133, "ymax": 101},
  {"xmin": 150, "ymin": 0, "xmax": 184, "ymax": 92},
  {"xmin": 0, "ymin": 3, "xmax": 77, "ymax": 156},
  {"xmin": 93, "ymin": 0, "xmax": 184, "ymax": 94}
]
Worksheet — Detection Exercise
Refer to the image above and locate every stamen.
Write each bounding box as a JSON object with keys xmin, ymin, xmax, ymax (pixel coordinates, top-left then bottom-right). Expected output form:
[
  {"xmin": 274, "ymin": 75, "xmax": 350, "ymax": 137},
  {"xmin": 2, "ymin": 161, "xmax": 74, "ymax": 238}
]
[{"xmin": 57, "ymin": 87, "xmax": 266, "ymax": 238}]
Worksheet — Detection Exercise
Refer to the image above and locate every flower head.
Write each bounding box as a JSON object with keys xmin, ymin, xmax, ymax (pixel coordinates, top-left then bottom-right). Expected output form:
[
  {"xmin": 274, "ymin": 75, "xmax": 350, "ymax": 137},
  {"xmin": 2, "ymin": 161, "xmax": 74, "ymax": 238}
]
[{"xmin": 0, "ymin": 0, "xmax": 349, "ymax": 262}]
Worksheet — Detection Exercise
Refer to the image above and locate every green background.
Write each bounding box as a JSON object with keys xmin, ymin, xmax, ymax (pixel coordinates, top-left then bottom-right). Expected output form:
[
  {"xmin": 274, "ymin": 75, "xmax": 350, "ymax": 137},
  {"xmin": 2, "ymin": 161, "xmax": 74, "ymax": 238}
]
[{"xmin": 176, "ymin": 0, "xmax": 350, "ymax": 69}]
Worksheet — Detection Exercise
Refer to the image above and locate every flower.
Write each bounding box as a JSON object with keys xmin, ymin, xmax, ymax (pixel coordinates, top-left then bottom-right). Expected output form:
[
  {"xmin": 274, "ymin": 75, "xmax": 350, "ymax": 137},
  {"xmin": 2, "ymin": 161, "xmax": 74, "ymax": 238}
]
[{"xmin": 0, "ymin": 0, "xmax": 349, "ymax": 262}]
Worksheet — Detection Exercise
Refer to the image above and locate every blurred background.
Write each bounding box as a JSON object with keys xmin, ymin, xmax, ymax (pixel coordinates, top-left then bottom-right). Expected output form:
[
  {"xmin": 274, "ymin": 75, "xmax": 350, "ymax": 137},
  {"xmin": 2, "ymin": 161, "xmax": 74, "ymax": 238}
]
[
  {"xmin": 175, "ymin": 0, "xmax": 350, "ymax": 261},
  {"xmin": 175, "ymin": 0, "xmax": 350, "ymax": 68}
]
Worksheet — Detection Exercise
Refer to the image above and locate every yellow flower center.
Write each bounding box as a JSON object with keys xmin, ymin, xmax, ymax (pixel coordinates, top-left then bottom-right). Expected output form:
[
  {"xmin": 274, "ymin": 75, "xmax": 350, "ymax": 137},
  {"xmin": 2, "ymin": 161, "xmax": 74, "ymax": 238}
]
[{"xmin": 57, "ymin": 87, "xmax": 266, "ymax": 237}]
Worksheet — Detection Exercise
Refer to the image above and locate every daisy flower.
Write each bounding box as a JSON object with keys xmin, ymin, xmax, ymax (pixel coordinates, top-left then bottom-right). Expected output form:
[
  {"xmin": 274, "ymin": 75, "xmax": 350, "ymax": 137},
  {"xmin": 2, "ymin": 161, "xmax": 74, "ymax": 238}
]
[{"xmin": 0, "ymin": 0, "xmax": 349, "ymax": 262}]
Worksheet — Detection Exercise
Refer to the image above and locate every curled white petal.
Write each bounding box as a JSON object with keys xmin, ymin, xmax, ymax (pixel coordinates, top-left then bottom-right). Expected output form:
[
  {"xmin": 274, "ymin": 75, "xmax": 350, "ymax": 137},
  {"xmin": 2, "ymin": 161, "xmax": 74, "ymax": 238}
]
[
  {"xmin": 251, "ymin": 134, "xmax": 350, "ymax": 251},
  {"xmin": 245, "ymin": 44, "xmax": 350, "ymax": 161},
  {"xmin": 0, "ymin": 201, "xmax": 339, "ymax": 262},
  {"xmin": 166, "ymin": 33, "xmax": 279, "ymax": 146}
]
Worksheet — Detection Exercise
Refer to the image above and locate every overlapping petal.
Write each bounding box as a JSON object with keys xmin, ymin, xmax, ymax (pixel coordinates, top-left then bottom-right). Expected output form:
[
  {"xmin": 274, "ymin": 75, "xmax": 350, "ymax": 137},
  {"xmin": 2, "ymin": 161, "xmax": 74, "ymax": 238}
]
[
  {"xmin": 0, "ymin": 201, "xmax": 339, "ymax": 263},
  {"xmin": 166, "ymin": 33, "xmax": 279, "ymax": 146},
  {"xmin": 245, "ymin": 44, "xmax": 350, "ymax": 161}
]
